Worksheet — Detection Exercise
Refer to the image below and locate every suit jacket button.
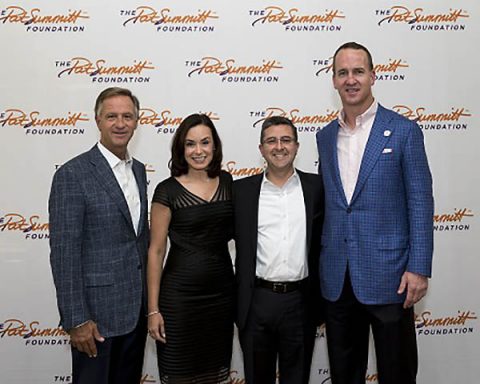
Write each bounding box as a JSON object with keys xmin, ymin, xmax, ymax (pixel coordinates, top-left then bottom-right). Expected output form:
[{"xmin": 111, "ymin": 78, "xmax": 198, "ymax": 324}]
[
  {"xmin": 346, "ymin": 207, "xmax": 352, "ymax": 213},
  {"xmin": 137, "ymin": 265, "xmax": 142, "ymax": 270}
]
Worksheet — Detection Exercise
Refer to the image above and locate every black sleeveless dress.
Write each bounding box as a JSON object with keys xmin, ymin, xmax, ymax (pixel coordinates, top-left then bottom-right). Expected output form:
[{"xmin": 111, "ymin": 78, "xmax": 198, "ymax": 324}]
[{"xmin": 152, "ymin": 171, "xmax": 234, "ymax": 384}]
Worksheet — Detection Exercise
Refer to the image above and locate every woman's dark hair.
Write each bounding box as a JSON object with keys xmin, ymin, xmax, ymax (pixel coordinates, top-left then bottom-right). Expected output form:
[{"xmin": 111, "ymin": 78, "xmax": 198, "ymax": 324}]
[{"xmin": 169, "ymin": 113, "xmax": 223, "ymax": 178}]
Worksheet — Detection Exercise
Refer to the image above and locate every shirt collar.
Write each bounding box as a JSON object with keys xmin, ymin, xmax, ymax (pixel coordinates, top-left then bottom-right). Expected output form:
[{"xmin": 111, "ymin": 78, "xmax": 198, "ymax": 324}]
[
  {"xmin": 97, "ymin": 142, "xmax": 132, "ymax": 169},
  {"xmin": 261, "ymin": 168, "xmax": 299, "ymax": 189},
  {"xmin": 338, "ymin": 100, "xmax": 378, "ymax": 131}
]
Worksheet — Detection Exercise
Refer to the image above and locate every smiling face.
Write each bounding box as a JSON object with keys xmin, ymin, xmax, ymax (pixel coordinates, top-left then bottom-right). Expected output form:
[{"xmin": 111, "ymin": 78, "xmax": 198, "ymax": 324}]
[
  {"xmin": 184, "ymin": 124, "xmax": 214, "ymax": 172},
  {"xmin": 333, "ymin": 48, "xmax": 375, "ymax": 115},
  {"xmin": 259, "ymin": 123, "xmax": 299, "ymax": 174},
  {"xmin": 96, "ymin": 95, "xmax": 137, "ymax": 159}
]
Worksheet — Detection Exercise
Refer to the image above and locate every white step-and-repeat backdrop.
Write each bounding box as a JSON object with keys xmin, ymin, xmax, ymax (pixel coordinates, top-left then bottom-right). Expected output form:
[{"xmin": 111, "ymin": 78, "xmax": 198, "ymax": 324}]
[{"xmin": 1, "ymin": 1, "xmax": 478, "ymax": 383}]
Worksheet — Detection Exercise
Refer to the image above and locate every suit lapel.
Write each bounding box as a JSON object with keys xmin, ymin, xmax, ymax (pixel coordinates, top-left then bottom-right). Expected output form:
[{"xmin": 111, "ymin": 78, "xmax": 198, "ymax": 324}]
[
  {"xmin": 247, "ymin": 174, "xmax": 262, "ymax": 260},
  {"xmin": 298, "ymin": 170, "xmax": 313, "ymax": 253},
  {"xmin": 88, "ymin": 145, "xmax": 135, "ymax": 232},
  {"xmin": 132, "ymin": 160, "xmax": 147, "ymax": 237},
  {"xmin": 351, "ymin": 105, "xmax": 393, "ymax": 204},
  {"xmin": 326, "ymin": 121, "xmax": 348, "ymax": 206}
]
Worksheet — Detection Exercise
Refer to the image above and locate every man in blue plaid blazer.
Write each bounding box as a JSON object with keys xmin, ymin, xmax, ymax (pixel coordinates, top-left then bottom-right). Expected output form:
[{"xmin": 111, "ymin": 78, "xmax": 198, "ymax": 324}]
[
  {"xmin": 49, "ymin": 88, "xmax": 149, "ymax": 384},
  {"xmin": 316, "ymin": 42, "xmax": 433, "ymax": 384}
]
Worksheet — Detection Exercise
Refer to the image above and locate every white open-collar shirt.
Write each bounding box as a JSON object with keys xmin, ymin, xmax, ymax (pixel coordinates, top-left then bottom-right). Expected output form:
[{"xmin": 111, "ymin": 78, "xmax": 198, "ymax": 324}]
[
  {"xmin": 98, "ymin": 142, "xmax": 141, "ymax": 234},
  {"xmin": 256, "ymin": 170, "xmax": 308, "ymax": 282},
  {"xmin": 337, "ymin": 101, "xmax": 378, "ymax": 204}
]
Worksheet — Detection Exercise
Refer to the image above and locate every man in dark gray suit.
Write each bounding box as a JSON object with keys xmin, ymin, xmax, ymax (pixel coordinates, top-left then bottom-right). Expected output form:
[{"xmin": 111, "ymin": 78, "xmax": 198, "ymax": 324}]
[{"xmin": 49, "ymin": 87, "xmax": 149, "ymax": 384}]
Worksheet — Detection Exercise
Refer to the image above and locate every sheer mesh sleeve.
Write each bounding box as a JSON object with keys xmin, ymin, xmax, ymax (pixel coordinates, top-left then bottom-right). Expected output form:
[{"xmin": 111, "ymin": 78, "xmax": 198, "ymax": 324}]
[
  {"xmin": 217, "ymin": 170, "xmax": 233, "ymax": 201},
  {"xmin": 152, "ymin": 178, "xmax": 172, "ymax": 208}
]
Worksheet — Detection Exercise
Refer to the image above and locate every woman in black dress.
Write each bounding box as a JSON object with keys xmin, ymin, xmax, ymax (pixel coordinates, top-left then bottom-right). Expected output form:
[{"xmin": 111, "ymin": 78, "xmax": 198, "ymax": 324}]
[{"xmin": 147, "ymin": 114, "xmax": 234, "ymax": 384}]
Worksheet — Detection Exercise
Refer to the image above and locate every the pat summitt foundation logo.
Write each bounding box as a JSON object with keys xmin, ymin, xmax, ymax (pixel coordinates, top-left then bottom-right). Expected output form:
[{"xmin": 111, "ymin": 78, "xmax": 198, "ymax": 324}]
[
  {"xmin": 250, "ymin": 107, "xmax": 339, "ymax": 133},
  {"xmin": 55, "ymin": 57, "xmax": 155, "ymax": 84},
  {"xmin": 186, "ymin": 56, "xmax": 283, "ymax": 84},
  {"xmin": 0, "ymin": 5, "xmax": 89, "ymax": 32},
  {"xmin": 375, "ymin": 5, "xmax": 469, "ymax": 31},
  {"xmin": 0, "ymin": 212, "xmax": 49, "ymax": 240},
  {"xmin": 0, "ymin": 108, "xmax": 89, "ymax": 135},
  {"xmin": 52, "ymin": 373, "xmax": 157, "ymax": 384},
  {"xmin": 416, "ymin": 310, "xmax": 477, "ymax": 336},
  {"xmin": 249, "ymin": 6, "xmax": 345, "ymax": 32},
  {"xmin": 0, "ymin": 318, "xmax": 69, "ymax": 346},
  {"xmin": 434, "ymin": 208, "xmax": 473, "ymax": 232},
  {"xmin": 393, "ymin": 105, "xmax": 472, "ymax": 132},
  {"xmin": 138, "ymin": 108, "xmax": 219, "ymax": 135},
  {"xmin": 121, "ymin": 6, "xmax": 219, "ymax": 33},
  {"xmin": 223, "ymin": 161, "xmax": 264, "ymax": 179},
  {"xmin": 314, "ymin": 57, "xmax": 409, "ymax": 81}
]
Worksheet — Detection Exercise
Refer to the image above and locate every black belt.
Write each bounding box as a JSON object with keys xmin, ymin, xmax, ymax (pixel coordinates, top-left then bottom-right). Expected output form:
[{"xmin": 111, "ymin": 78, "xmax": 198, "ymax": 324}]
[{"xmin": 255, "ymin": 277, "xmax": 306, "ymax": 293}]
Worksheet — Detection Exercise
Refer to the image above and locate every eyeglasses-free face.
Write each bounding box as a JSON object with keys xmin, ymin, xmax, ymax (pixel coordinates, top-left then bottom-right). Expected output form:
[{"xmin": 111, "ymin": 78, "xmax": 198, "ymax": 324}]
[{"xmin": 183, "ymin": 124, "xmax": 215, "ymax": 172}]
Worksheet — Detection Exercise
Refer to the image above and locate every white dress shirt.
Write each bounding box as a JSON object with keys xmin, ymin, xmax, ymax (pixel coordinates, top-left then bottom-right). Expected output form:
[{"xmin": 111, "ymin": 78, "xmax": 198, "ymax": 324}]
[
  {"xmin": 98, "ymin": 142, "xmax": 141, "ymax": 234},
  {"xmin": 256, "ymin": 170, "xmax": 308, "ymax": 281},
  {"xmin": 337, "ymin": 101, "xmax": 378, "ymax": 203}
]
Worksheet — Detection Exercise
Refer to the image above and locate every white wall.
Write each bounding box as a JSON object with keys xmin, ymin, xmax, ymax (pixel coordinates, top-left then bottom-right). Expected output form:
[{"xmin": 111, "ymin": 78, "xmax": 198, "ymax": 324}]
[{"xmin": 1, "ymin": 1, "xmax": 478, "ymax": 383}]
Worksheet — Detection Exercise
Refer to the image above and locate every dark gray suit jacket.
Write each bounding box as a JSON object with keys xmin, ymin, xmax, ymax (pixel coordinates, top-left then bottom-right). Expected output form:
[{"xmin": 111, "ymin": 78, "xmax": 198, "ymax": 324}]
[
  {"xmin": 233, "ymin": 170, "xmax": 324, "ymax": 330},
  {"xmin": 49, "ymin": 145, "xmax": 149, "ymax": 337}
]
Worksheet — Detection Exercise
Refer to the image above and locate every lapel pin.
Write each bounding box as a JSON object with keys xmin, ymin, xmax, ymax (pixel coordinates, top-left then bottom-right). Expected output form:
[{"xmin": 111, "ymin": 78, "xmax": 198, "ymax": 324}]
[
  {"xmin": 382, "ymin": 148, "xmax": 393, "ymax": 154},
  {"xmin": 384, "ymin": 130, "xmax": 391, "ymax": 137}
]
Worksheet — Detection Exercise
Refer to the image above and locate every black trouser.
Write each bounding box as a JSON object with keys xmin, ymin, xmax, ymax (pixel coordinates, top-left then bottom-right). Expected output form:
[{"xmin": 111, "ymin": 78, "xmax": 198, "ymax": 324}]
[
  {"xmin": 239, "ymin": 286, "xmax": 316, "ymax": 384},
  {"xmin": 71, "ymin": 316, "xmax": 147, "ymax": 384},
  {"xmin": 325, "ymin": 274, "xmax": 417, "ymax": 384}
]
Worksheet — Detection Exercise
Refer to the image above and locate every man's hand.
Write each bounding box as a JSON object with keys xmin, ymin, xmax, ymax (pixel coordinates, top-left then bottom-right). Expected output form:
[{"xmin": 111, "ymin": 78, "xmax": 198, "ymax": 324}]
[
  {"xmin": 68, "ymin": 321, "xmax": 105, "ymax": 357},
  {"xmin": 397, "ymin": 271, "xmax": 428, "ymax": 309}
]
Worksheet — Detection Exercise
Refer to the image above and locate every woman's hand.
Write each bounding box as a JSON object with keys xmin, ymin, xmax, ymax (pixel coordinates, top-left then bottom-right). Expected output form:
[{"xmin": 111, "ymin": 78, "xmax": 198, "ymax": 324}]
[{"xmin": 148, "ymin": 312, "xmax": 166, "ymax": 343}]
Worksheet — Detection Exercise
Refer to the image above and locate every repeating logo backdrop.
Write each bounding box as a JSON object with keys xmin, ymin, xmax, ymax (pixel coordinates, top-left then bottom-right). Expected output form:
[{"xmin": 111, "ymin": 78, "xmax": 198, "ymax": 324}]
[{"xmin": 1, "ymin": 1, "xmax": 479, "ymax": 383}]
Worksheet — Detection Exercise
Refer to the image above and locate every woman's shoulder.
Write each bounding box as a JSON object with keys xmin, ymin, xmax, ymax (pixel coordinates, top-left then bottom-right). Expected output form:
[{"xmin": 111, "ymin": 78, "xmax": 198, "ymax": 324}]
[
  {"xmin": 154, "ymin": 176, "xmax": 176, "ymax": 190},
  {"xmin": 152, "ymin": 176, "xmax": 178, "ymax": 203},
  {"xmin": 220, "ymin": 170, "xmax": 233, "ymax": 183}
]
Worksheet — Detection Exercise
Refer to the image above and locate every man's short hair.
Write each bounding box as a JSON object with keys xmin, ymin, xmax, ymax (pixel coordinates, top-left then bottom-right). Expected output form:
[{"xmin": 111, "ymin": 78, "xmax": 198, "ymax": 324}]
[
  {"xmin": 332, "ymin": 42, "xmax": 374, "ymax": 73},
  {"xmin": 260, "ymin": 116, "xmax": 298, "ymax": 143},
  {"xmin": 94, "ymin": 87, "xmax": 140, "ymax": 118}
]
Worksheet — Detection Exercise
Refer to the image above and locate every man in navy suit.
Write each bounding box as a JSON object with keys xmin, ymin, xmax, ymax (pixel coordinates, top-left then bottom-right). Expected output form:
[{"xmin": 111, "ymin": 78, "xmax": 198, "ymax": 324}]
[
  {"xmin": 49, "ymin": 87, "xmax": 149, "ymax": 384},
  {"xmin": 234, "ymin": 116, "xmax": 324, "ymax": 384},
  {"xmin": 316, "ymin": 42, "xmax": 434, "ymax": 384}
]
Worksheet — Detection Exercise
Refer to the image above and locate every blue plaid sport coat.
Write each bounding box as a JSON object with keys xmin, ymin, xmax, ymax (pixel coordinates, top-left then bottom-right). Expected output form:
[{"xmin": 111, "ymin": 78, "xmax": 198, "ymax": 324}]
[
  {"xmin": 49, "ymin": 145, "xmax": 149, "ymax": 337},
  {"xmin": 316, "ymin": 104, "xmax": 434, "ymax": 305}
]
